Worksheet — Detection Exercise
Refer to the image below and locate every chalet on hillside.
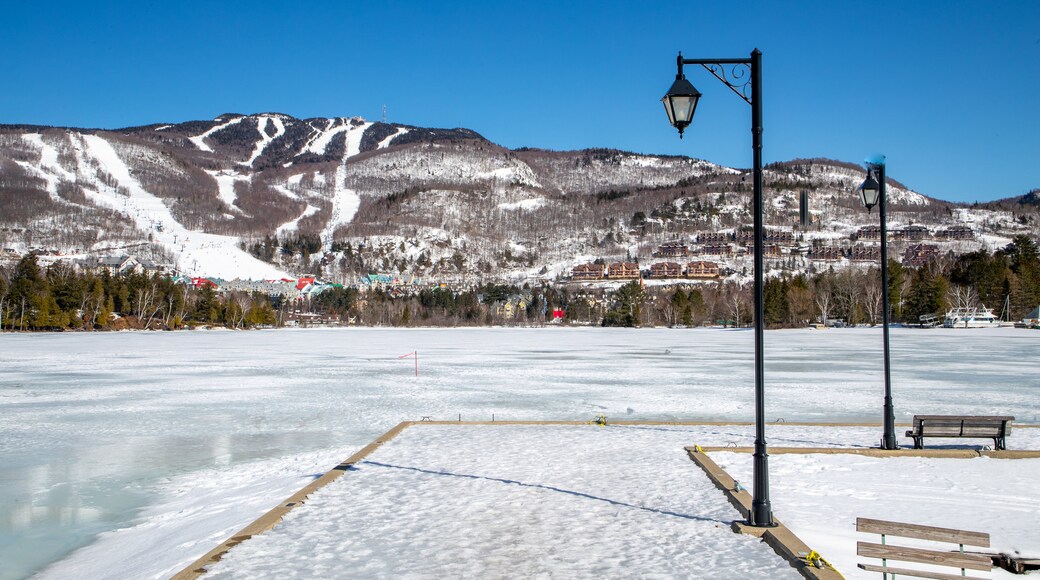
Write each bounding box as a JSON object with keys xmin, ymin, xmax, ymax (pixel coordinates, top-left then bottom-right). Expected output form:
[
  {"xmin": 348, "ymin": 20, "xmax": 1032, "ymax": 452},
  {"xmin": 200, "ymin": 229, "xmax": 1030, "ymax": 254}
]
[
  {"xmin": 495, "ymin": 293, "xmax": 531, "ymax": 318},
  {"xmin": 892, "ymin": 225, "xmax": 929, "ymax": 241},
  {"xmin": 703, "ymin": 244, "xmax": 733, "ymax": 256},
  {"xmin": 808, "ymin": 247, "xmax": 843, "ymax": 261},
  {"xmin": 571, "ymin": 263, "xmax": 606, "ymax": 280},
  {"xmin": 686, "ymin": 260, "xmax": 720, "ymax": 279},
  {"xmin": 649, "ymin": 261, "xmax": 682, "ymax": 278},
  {"xmin": 697, "ymin": 232, "xmax": 729, "ymax": 244},
  {"xmin": 85, "ymin": 255, "xmax": 139, "ymax": 275},
  {"xmin": 935, "ymin": 226, "xmax": 974, "ymax": 240},
  {"xmin": 903, "ymin": 243, "xmax": 940, "ymax": 267},
  {"xmin": 849, "ymin": 246, "xmax": 880, "ymax": 262},
  {"xmin": 137, "ymin": 258, "xmax": 163, "ymax": 274},
  {"xmin": 360, "ymin": 273, "xmax": 422, "ymax": 292},
  {"xmin": 76, "ymin": 254, "xmax": 167, "ymax": 276},
  {"xmin": 654, "ymin": 241, "xmax": 689, "ymax": 258},
  {"xmin": 607, "ymin": 262, "xmax": 640, "ymax": 280},
  {"xmin": 734, "ymin": 229, "xmax": 795, "ymax": 245},
  {"xmin": 766, "ymin": 230, "xmax": 795, "ymax": 244},
  {"xmin": 190, "ymin": 277, "xmax": 219, "ymax": 290},
  {"xmin": 734, "ymin": 231, "xmax": 755, "ymax": 245},
  {"xmin": 743, "ymin": 243, "xmax": 782, "ymax": 257},
  {"xmin": 858, "ymin": 225, "xmax": 882, "ymax": 240}
]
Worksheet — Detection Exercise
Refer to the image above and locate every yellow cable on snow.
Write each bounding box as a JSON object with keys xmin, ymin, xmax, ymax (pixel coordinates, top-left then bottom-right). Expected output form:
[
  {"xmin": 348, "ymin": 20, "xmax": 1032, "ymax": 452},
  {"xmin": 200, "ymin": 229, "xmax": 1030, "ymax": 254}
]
[{"xmin": 804, "ymin": 550, "xmax": 844, "ymax": 578}]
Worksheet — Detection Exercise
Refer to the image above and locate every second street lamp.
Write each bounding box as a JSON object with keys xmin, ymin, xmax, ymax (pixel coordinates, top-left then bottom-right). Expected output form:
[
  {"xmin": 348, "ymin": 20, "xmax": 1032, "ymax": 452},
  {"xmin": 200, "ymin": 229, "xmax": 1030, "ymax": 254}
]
[
  {"xmin": 662, "ymin": 49, "xmax": 774, "ymax": 528},
  {"xmin": 856, "ymin": 156, "xmax": 898, "ymax": 450}
]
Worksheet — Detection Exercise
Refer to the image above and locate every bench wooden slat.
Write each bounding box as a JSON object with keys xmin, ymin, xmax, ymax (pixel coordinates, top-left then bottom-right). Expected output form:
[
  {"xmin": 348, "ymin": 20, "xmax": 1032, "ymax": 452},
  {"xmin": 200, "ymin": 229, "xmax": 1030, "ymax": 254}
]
[
  {"xmin": 857, "ymin": 563, "xmax": 989, "ymax": 580},
  {"xmin": 913, "ymin": 415, "xmax": 1014, "ymax": 421},
  {"xmin": 961, "ymin": 426, "xmax": 1004, "ymax": 435},
  {"xmin": 856, "ymin": 518, "xmax": 990, "ymax": 547},
  {"xmin": 857, "ymin": 541, "xmax": 992, "ymax": 571}
]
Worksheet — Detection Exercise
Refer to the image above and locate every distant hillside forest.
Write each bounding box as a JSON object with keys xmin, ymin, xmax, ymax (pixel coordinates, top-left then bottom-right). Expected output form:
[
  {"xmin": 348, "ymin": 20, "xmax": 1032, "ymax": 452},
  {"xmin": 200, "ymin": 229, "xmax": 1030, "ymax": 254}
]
[{"xmin": 0, "ymin": 235, "xmax": 1037, "ymax": 331}]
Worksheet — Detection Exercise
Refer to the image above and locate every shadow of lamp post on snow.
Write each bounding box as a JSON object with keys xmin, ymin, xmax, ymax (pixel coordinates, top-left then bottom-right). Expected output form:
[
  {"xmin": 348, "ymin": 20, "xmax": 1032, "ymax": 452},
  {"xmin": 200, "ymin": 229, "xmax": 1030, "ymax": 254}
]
[
  {"xmin": 856, "ymin": 155, "xmax": 899, "ymax": 450},
  {"xmin": 661, "ymin": 49, "xmax": 775, "ymax": 528}
]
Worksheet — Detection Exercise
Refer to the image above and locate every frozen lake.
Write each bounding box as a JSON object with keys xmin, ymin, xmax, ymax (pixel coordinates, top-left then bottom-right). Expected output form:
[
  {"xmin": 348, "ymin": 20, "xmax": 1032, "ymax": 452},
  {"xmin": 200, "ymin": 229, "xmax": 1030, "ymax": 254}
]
[{"xmin": 1, "ymin": 327, "xmax": 1037, "ymax": 578}]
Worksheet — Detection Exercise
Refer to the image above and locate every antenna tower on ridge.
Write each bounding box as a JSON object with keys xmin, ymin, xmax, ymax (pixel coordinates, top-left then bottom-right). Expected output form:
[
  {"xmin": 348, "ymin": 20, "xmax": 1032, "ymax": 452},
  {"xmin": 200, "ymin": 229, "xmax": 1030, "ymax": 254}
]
[{"xmin": 382, "ymin": 104, "xmax": 387, "ymax": 124}]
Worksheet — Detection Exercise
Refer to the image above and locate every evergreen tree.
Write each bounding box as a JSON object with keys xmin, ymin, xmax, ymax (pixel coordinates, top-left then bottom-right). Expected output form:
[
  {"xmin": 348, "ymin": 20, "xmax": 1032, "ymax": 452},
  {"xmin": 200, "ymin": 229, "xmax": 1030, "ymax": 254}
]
[
  {"xmin": 764, "ymin": 277, "xmax": 789, "ymax": 327},
  {"xmin": 950, "ymin": 250, "xmax": 1009, "ymax": 309},
  {"xmin": 8, "ymin": 255, "xmax": 56, "ymax": 330},
  {"xmin": 687, "ymin": 287, "xmax": 705, "ymax": 325},
  {"xmin": 904, "ymin": 268, "xmax": 948, "ymax": 321},
  {"xmin": 245, "ymin": 295, "xmax": 276, "ymax": 327},
  {"xmin": 886, "ymin": 259, "xmax": 906, "ymax": 322},
  {"xmin": 603, "ymin": 281, "xmax": 646, "ymax": 327},
  {"xmin": 670, "ymin": 288, "xmax": 687, "ymax": 326},
  {"xmin": 1001, "ymin": 235, "xmax": 1040, "ymax": 316}
]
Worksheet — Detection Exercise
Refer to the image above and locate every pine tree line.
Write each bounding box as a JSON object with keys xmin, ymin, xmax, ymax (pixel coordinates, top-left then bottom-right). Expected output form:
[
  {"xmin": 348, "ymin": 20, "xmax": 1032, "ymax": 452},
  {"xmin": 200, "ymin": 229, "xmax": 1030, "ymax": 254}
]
[
  {"xmin": 0, "ymin": 255, "xmax": 277, "ymax": 331},
  {"xmin": 1, "ymin": 235, "xmax": 1036, "ymax": 331}
]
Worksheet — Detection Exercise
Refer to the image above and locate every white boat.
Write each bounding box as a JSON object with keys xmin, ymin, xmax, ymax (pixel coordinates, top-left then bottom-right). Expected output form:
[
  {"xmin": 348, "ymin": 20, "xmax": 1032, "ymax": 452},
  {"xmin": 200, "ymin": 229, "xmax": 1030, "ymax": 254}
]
[{"xmin": 943, "ymin": 305, "xmax": 1011, "ymax": 328}]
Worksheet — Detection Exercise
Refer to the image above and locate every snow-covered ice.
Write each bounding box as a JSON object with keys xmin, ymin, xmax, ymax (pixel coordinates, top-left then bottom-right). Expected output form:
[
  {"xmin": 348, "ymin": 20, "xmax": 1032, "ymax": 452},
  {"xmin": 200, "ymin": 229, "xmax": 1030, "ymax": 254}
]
[{"xmin": 1, "ymin": 327, "xmax": 1037, "ymax": 579}]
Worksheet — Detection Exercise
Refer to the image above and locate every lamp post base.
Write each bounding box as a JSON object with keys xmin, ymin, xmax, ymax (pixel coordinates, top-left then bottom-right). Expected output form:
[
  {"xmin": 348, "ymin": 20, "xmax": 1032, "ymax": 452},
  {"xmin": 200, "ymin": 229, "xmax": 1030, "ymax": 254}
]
[
  {"xmin": 747, "ymin": 509, "xmax": 777, "ymax": 528},
  {"xmin": 748, "ymin": 442, "xmax": 776, "ymax": 527}
]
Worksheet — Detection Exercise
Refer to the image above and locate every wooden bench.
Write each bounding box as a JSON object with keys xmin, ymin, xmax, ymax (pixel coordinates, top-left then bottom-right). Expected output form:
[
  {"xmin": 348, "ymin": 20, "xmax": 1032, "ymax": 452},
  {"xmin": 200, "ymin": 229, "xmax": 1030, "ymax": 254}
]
[
  {"xmin": 905, "ymin": 415, "xmax": 1013, "ymax": 450},
  {"xmin": 857, "ymin": 517, "xmax": 993, "ymax": 579}
]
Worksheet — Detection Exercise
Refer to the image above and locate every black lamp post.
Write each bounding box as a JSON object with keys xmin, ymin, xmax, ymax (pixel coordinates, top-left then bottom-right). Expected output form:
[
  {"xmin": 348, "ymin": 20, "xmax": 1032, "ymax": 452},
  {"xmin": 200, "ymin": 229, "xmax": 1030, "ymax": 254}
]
[
  {"xmin": 662, "ymin": 49, "xmax": 774, "ymax": 528},
  {"xmin": 856, "ymin": 157, "xmax": 898, "ymax": 450}
]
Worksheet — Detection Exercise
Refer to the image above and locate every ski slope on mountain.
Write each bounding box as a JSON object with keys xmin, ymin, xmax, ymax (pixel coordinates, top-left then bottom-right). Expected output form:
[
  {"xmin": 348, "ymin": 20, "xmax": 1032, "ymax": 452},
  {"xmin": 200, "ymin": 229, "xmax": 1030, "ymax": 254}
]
[
  {"xmin": 2, "ymin": 113, "xmax": 1033, "ymax": 284},
  {"xmin": 189, "ymin": 116, "xmax": 245, "ymax": 152},
  {"xmin": 243, "ymin": 116, "xmax": 286, "ymax": 166},
  {"xmin": 78, "ymin": 134, "xmax": 288, "ymax": 279}
]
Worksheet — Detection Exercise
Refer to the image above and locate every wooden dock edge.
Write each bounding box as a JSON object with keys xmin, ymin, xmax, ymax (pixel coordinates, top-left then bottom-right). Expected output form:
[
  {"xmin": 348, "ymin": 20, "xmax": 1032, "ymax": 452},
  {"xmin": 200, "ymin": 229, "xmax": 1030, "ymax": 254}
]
[
  {"xmin": 685, "ymin": 447, "xmax": 845, "ymax": 580},
  {"xmin": 695, "ymin": 446, "xmax": 1040, "ymax": 459},
  {"xmin": 171, "ymin": 420, "xmax": 416, "ymax": 579}
]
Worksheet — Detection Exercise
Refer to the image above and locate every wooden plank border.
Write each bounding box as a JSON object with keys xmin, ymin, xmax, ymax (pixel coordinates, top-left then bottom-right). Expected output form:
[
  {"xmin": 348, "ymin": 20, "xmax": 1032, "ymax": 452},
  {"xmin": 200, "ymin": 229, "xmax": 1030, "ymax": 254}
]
[
  {"xmin": 171, "ymin": 420, "xmax": 416, "ymax": 579},
  {"xmin": 685, "ymin": 447, "xmax": 844, "ymax": 580},
  {"xmin": 695, "ymin": 446, "xmax": 1040, "ymax": 459}
]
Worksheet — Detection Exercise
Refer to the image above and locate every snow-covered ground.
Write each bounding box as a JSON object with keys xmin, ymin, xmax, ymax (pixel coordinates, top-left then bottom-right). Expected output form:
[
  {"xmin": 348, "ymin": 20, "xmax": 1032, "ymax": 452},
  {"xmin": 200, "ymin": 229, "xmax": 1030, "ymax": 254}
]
[
  {"xmin": 205, "ymin": 425, "xmax": 799, "ymax": 579},
  {"xmin": 1, "ymin": 327, "xmax": 1037, "ymax": 579},
  {"xmin": 717, "ymin": 448, "xmax": 1040, "ymax": 579},
  {"xmin": 200, "ymin": 424, "xmax": 1040, "ymax": 579}
]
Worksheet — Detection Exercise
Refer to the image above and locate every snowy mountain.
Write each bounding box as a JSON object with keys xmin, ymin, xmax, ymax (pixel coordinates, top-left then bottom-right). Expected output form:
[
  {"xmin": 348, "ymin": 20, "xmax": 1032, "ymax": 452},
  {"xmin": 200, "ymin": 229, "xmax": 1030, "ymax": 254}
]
[{"xmin": 0, "ymin": 113, "xmax": 1036, "ymax": 282}]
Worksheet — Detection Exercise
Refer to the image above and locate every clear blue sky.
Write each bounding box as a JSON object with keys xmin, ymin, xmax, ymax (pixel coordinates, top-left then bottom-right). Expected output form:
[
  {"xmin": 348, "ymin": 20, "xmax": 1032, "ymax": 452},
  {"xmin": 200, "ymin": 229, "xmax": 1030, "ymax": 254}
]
[{"xmin": 3, "ymin": 1, "xmax": 1037, "ymax": 203}]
